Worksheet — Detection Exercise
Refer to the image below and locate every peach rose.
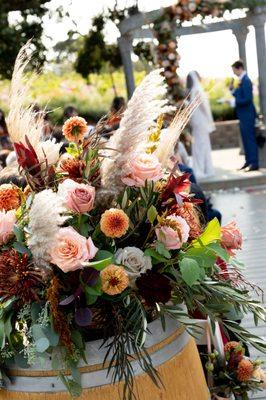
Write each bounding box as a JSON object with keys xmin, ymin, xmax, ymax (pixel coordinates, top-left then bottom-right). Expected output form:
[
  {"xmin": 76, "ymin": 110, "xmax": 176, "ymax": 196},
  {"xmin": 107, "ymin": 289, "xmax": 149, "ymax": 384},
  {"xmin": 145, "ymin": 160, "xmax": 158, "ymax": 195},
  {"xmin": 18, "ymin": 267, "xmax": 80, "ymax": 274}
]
[
  {"xmin": 50, "ymin": 227, "xmax": 98, "ymax": 272},
  {"xmin": 221, "ymin": 221, "xmax": 242, "ymax": 256},
  {"xmin": 0, "ymin": 210, "xmax": 16, "ymax": 245},
  {"xmin": 121, "ymin": 153, "xmax": 163, "ymax": 187},
  {"xmin": 58, "ymin": 179, "xmax": 95, "ymax": 214},
  {"xmin": 155, "ymin": 215, "xmax": 190, "ymax": 250}
]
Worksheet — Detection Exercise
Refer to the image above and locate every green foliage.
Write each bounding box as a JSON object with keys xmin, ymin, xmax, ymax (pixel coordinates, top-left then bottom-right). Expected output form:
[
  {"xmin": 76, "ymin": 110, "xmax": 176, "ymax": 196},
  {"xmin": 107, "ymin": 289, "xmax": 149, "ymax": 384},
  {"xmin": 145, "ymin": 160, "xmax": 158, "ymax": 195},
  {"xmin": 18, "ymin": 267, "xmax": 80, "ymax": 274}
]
[
  {"xmin": 0, "ymin": 71, "xmax": 253, "ymax": 124},
  {"xmin": 180, "ymin": 258, "xmax": 202, "ymax": 287},
  {"xmin": 75, "ymin": 15, "xmax": 122, "ymax": 80},
  {"xmin": 0, "ymin": 70, "xmax": 146, "ymax": 124},
  {"xmin": 0, "ymin": 0, "xmax": 50, "ymax": 79}
]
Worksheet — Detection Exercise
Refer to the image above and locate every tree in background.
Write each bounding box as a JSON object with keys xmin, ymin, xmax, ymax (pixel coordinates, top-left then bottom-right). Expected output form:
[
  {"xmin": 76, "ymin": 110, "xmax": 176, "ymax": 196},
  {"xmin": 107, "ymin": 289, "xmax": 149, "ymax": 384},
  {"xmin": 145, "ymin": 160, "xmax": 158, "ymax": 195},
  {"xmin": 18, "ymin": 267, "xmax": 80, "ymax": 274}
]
[
  {"xmin": 0, "ymin": 0, "xmax": 50, "ymax": 79},
  {"xmin": 75, "ymin": 15, "xmax": 122, "ymax": 95}
]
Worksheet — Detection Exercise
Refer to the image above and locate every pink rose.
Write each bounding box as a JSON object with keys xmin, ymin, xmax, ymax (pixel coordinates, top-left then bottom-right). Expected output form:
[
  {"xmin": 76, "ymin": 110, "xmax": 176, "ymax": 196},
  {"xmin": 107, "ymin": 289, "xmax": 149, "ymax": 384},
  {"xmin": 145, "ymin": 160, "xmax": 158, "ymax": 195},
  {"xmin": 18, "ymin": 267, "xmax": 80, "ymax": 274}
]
[
  {"xmin": 121, "ymin": 153, "xmax": 163, "ymax": 187},
  {"xmin": 50, "ymin": 227, "xmax": 98, "ymax": 272},
  {"xmin": 58, "ymin": 179, "xmax": 95, "ymax": 213},
  {"xmin": 0, "ymin": 210, "xmax": 16, "ymax": 245},
  {"xmin": 155, "ymin": 215, "xmax": 190, "ymax": 250},
  {"xmin": 221, "ymin": 221, "xmax": 242, "ymax": 256}
]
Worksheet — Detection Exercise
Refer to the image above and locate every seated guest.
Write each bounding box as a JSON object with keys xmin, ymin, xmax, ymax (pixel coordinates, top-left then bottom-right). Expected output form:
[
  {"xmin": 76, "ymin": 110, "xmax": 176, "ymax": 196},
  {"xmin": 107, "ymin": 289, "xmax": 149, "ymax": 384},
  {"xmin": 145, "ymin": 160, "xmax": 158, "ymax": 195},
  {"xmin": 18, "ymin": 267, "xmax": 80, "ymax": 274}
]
[
  {"xmin": 0, "ymin": 161, "xmax": 27, "ymax": 188},
  {"xmin": 0, "ymin": 109, "xmax": 12, "ymax": 150},
  {"xmin": 63, "ymin": 105, "xmax": 78, "ymax": 121}
]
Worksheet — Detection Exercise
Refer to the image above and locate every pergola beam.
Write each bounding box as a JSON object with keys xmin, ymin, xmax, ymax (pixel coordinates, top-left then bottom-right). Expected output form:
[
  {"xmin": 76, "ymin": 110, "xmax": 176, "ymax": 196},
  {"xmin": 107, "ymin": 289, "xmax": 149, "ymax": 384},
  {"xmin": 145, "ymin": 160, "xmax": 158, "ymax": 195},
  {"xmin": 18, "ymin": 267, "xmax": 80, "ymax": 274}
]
[{"xmin": 118, "ymin": 7, "xmax": 266, "ymax": 120}]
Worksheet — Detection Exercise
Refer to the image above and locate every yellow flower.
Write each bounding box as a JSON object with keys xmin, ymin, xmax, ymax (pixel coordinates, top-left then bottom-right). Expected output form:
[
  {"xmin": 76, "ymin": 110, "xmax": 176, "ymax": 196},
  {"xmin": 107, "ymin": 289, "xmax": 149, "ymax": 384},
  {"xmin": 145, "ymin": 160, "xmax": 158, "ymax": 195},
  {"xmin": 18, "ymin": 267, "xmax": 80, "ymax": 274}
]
[
  {"xmin": 100, "ymin": 265, "xmax": 129, "ymax": 295},
  {"xmin": 100, "ymin": 208, "xmax": 129, "ymax": 238},
  {"xmin": 237, "ymin": 359, "xmax": 254, "ymax": 382},
  {"xmin": 0, "ymin": 184, "xmax": 21, "ymax": 211},
  {"xmin": 62, "ymin": 116, "xmax": 87, "ymax": 142}
]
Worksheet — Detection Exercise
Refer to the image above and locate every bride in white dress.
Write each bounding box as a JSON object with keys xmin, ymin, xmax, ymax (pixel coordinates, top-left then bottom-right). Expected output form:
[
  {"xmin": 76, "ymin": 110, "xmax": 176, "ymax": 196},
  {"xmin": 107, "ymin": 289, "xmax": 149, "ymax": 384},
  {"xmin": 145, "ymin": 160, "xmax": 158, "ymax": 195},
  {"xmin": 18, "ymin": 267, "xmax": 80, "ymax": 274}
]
[{"xmin": 186, "ymin": 71, "xmax": 215, "ymax": 180}]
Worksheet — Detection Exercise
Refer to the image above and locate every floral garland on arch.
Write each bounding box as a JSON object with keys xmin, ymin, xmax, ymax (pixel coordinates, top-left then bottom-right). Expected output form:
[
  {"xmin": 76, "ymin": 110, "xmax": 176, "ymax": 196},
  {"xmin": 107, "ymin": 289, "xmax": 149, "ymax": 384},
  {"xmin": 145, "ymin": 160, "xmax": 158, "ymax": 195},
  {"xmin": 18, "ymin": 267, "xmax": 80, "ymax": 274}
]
[
  {"xmin": 153, "ymin": 0, "xmax": 265, "ymax": 103},
  {"xmin": 0, "ymin": 44, "xmax": 265, "ymax": 399}
]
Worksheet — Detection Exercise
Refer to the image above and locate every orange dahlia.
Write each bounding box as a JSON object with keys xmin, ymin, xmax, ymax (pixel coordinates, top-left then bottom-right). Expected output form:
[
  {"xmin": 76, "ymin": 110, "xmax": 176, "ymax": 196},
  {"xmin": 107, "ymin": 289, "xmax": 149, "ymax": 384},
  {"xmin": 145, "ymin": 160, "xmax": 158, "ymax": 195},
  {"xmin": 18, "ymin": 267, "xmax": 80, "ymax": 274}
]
[
  {"xmin": 100, "ymin": 264, "xmax": 129, "ymax": 295},
  {"xmin": 62, "ymin": 116, "xmax": 87, "ymax": 142},
  {"xmin": 0, "ymin": 184, "xmax": 21, "ymax": 211},
  {"xmin": 100, "ymin": 208, "xmax": 129, "ymax": 238},
  {"xmin": 237, "ymin": 359, "xmax": 254, "ymax": 382}
]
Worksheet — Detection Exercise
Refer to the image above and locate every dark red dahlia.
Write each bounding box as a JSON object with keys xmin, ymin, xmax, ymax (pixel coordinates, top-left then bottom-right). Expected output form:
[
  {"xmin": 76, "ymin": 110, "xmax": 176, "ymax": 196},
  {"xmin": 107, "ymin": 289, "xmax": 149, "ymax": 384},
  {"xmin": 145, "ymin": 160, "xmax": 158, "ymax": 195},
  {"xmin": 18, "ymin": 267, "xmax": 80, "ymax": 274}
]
[
  {"xmin": 0, "ymin": 249, "xmax": 42, "ymax": 304},
  {"xmin": 136, "ymin": 270, "xmax": 172, "ymax": 306}
]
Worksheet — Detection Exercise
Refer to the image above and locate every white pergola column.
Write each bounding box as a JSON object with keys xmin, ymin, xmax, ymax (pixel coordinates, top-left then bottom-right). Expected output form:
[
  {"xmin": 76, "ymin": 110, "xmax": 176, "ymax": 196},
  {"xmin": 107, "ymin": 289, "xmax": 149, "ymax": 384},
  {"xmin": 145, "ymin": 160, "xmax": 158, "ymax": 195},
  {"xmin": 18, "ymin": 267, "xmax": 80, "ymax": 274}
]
[
  {"xmin": 118, "ymin": 35, "xmax": 135, "ymax": 99},
  {"xmin": 253, "ymin": 8, "xmax": 266, "ymax": 122},
  {"xmin": 232, "ymin": 26, "xmax": 249, "ymax": 68}
]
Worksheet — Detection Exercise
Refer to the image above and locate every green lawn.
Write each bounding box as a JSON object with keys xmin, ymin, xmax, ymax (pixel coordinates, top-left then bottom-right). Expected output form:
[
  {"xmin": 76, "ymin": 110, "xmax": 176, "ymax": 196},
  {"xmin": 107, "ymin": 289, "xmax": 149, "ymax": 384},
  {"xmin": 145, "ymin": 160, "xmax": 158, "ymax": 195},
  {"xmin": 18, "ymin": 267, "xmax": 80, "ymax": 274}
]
[{"xmin": 0, "ymin": 70, "xmax": 257, "ymax": 124}]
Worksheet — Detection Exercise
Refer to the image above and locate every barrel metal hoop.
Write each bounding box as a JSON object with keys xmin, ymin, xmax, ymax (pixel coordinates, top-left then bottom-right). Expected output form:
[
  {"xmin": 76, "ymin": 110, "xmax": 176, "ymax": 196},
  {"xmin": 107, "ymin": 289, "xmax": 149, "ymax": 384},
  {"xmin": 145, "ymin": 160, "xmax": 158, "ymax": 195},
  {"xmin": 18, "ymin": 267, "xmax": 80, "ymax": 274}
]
[{"xmin": 8, "ymin": 326, "xmax": 186, "ymax": 378}]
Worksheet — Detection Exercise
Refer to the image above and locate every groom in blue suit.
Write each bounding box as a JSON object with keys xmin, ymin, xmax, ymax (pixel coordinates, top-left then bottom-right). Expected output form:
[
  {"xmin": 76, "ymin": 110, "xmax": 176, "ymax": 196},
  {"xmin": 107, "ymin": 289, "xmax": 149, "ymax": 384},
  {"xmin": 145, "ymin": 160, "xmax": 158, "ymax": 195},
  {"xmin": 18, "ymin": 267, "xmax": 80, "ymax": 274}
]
[{"xmin": 231, "ymin": 60, "xmax": 259, "ymax": 171}]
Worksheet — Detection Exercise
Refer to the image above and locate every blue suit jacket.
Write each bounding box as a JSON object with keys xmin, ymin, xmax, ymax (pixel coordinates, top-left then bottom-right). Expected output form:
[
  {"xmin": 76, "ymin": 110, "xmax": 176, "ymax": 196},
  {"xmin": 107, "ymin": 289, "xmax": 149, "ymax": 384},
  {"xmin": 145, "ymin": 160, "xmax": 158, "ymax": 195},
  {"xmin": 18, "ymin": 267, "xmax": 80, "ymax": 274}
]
[{"xmin": 232, "ymin": 74, "xmax": 256, "ymax": 121}]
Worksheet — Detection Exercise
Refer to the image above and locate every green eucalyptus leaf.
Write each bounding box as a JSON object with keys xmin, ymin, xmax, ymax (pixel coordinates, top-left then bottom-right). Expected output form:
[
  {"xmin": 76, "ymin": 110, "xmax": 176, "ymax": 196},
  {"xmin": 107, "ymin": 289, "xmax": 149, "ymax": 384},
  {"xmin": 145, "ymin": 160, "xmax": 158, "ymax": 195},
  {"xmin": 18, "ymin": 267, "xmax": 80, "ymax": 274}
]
[
  {"xmin": 35, "ymin": 337, "xmax": 50, "ymax": 353},
  {"xmin": 43, "ymin": 325, "xmax": 59, "ymax": 347},
  {"xmin": 13, "ymin": 225, "xmax": 24, "ymax": 242},
  {"xmin": 12, "ymin": 242, "xmax": 31, "ymax": 256},
  {"xmin": 32, "ymin": 324, "xmax": 44, "ymax": 340},
  {"xmin": 51, "ymin": 355, "xmax": 61, "ymax": 370},
  {"xmin": 14, "ymin": 354, "xmax": 29, "ymax": 368},
  {"xmin": 31, "ymin": 303, "xmax": 42, "ymax": 322}
]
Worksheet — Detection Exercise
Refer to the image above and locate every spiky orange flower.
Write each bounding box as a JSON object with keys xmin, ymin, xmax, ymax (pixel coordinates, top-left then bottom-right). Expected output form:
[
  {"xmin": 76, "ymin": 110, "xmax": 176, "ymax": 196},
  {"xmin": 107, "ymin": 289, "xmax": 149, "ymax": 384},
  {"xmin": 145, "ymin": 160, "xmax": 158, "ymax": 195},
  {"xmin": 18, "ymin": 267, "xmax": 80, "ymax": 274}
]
[
  {"xmin": 0, "ymin": 184, "xmax": 21, "ymax": 211},
  {"xmin": 0, "ymin": 249, "xmax": 42, "ymax": 304},
  {"xmin": 100, "ymin": 208, "xmax": 129, "ymax": 238},
  {"xmin": 100, "ymin": 264, "xmax": 129, "ymax": 295},
  {"xmin": 174, "ymin": 202, "xmax": 201, "ymax": 239},
  {"xmin": 224, "ymin": 341, "xmax": 242, "ymax": 353},
  {"xmin": 62, "ymin": 116, "xmax": 87, "ymax": 142},
  {"xmin": 60, "ymin": 157, "xmax": 85, "ymax": 180},
  {"xmin": 237, "ymin": 359, "xmax": 254, "ymax": 382}
]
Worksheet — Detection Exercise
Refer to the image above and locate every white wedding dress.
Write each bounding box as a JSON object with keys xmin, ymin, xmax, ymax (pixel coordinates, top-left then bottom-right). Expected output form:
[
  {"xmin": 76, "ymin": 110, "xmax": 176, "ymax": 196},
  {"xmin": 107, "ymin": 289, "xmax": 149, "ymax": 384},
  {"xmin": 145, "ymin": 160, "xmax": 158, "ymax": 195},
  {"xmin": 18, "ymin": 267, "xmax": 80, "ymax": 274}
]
[{"xmin": 188, "ymin": 71, "xmax": 215, "ymax": 180}]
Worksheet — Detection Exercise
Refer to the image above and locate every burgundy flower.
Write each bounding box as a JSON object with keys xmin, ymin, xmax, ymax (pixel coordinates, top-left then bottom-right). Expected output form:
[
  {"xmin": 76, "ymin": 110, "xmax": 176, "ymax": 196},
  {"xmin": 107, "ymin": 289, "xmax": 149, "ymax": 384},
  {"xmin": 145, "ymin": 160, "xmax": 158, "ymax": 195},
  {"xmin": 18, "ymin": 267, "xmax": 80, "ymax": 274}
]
[{"xmin": 136, "ymin": 270, "xmax": 172, "ymax": 306}]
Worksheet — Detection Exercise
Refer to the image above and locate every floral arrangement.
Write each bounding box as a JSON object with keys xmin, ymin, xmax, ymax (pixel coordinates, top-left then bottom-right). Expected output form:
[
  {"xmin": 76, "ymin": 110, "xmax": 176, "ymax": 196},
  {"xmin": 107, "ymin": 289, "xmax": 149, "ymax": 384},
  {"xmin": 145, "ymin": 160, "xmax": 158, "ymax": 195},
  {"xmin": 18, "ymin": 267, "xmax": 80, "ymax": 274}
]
[
  {"xmin": 0, "ymin": 44, "xmax": 265, "ymax": 399},
  {"xmin": 205, "ymin": 341, "xmax": 266, "ymax": 400}
]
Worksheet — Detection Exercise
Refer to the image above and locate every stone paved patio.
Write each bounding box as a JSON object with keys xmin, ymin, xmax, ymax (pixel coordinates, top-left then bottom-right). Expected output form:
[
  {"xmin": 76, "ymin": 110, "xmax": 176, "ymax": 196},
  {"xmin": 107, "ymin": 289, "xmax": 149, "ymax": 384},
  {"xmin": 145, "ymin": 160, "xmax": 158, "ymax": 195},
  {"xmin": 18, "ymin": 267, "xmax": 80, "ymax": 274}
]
[
  {"xmin": 199, "ymin": 148, "xmax": 266, "ymax": 191},
  {"xmin": 212, "ymin": 186, "xmax": 266, "ymax": 400}
]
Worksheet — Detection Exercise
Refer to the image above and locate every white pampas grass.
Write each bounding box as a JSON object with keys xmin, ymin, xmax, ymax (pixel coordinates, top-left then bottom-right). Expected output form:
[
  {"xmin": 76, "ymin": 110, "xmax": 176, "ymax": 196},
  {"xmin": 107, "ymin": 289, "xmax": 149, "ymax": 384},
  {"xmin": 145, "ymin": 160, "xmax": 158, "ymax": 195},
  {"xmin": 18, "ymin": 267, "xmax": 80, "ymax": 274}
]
[
  {"xmin": 7, "ymin": 41, "xmax": 43, "ymax": 149},
  {"xmin": 27, "ymin": 189, "xmax": 69, "ymax": 265},
  {"xmin": 155, "ymin": 95, "xmax": 201, "ymax": 168},
  {"xmin": 101, "ymin": 69, "xmax": 174, "ymax": 191}
]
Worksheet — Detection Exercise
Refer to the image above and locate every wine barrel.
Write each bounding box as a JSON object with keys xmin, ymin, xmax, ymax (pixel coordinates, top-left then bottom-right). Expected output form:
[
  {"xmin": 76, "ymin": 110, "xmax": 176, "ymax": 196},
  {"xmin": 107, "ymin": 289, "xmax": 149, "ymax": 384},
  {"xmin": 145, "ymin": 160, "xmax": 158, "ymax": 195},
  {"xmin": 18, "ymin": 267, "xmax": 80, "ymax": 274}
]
[{"xmin": 1, "ymin": 316, "xmax": 209, "ymax": 400}]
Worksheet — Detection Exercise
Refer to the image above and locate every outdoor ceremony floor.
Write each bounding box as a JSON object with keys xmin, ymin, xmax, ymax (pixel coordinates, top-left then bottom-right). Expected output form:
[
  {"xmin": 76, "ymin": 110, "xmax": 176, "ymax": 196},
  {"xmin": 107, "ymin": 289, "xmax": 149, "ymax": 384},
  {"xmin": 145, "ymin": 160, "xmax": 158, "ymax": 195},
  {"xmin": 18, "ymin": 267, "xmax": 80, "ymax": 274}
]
[
  {"xmin": 199, "ymin": 148, "xmax": 266, "ymax": 191},
  {"xmin": 212, "ymin": 186, "xmax": 266, "ymax": 400}
]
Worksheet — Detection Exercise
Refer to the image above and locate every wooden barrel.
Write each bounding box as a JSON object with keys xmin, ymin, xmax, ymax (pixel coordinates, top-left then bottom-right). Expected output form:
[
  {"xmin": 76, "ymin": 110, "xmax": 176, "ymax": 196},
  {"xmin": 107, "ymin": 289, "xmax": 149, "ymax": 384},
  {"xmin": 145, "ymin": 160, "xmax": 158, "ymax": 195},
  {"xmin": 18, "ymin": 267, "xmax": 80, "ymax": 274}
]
[{"xmin": 1, "ymin": 316, "xmax": 210, "ymax": 400}]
